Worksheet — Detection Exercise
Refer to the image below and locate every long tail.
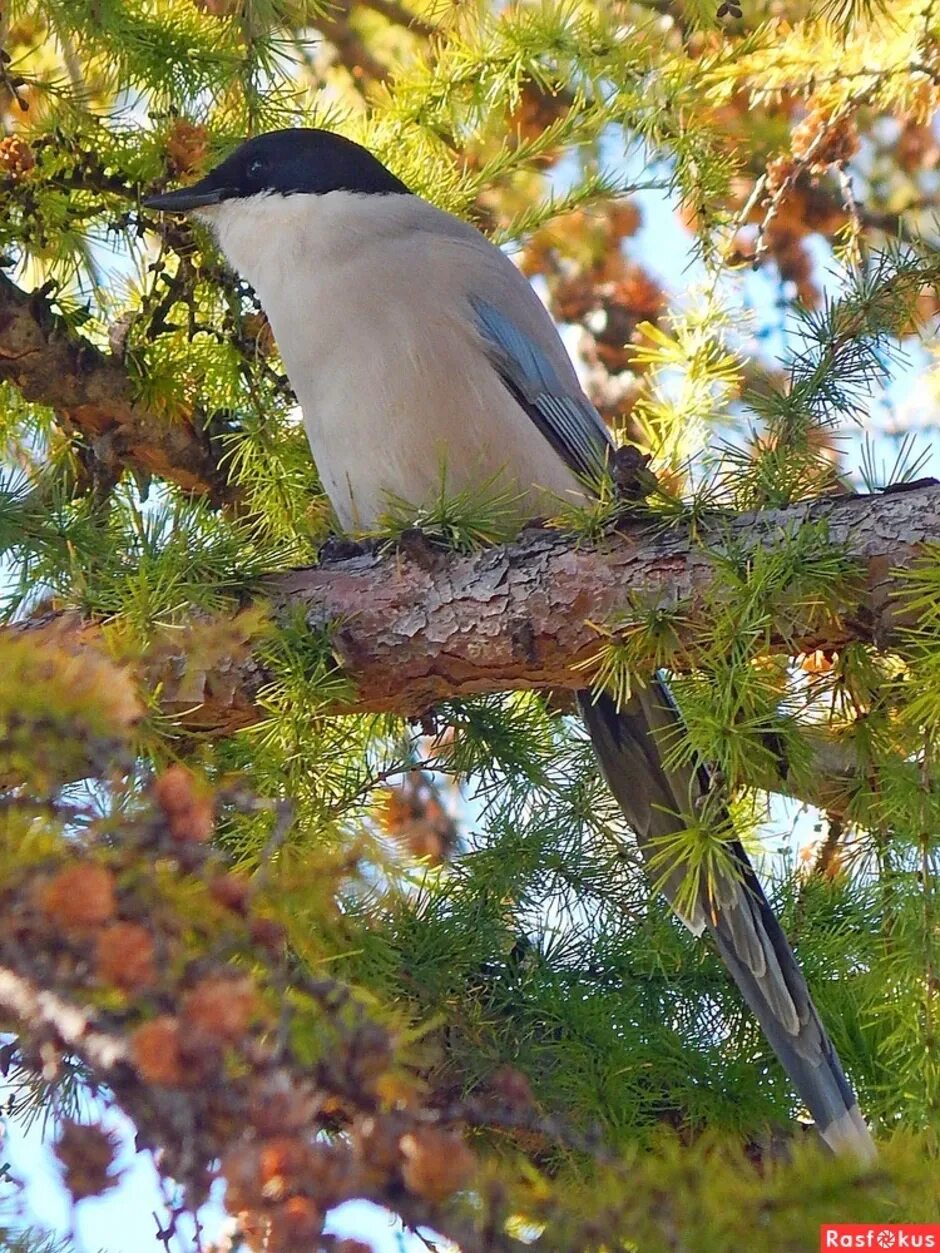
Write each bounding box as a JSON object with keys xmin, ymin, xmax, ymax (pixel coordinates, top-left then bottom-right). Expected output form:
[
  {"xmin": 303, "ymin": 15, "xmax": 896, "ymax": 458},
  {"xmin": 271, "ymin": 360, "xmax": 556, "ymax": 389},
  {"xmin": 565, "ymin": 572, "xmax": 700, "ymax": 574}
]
[{"xmin": 578, "ymin": 681, "xmax": 875, "ymax": 1163}]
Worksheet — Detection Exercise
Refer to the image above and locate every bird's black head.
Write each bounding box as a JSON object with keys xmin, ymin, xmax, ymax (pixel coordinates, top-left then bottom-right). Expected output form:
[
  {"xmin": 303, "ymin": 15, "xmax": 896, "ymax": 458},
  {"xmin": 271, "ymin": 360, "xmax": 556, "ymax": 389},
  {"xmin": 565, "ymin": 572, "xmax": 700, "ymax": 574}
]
[{"xmin": 142, "ymin": 128, "xmax": 410, "ymax": 212}]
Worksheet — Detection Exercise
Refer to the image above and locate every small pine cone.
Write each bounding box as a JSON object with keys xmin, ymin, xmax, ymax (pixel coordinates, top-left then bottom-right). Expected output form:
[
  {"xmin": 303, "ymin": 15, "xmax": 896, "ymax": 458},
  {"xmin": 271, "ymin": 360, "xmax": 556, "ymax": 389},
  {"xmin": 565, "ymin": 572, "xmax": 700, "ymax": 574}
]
[
  {"xmin": 130, "ymin": 1016, "xmax": 185, "ymax": 1085},
  {"xmin": 95, "ymin": 921, "xmax": 155, "ymax": 991},
  {"xmin": 897, "ymin": 120, "xmax": 940, "ymax": 173},
  {"xmin": 221, "ymin": 1143, "xmax": 264, "ymax": 1213},
  {"xmin": 304, "ymin": 1144, "xmax": 361, "ymax": 1208},
  {"xmin": 209, "ymin": 872, "xmax": 252, "ymax": 913},
  {"xmin": 352, "ymin": 1115, "xmax": 405, "ymax": 1179},
  {"xmin": 153, "ymin": 764, "xmax": 214, "ymax": 842},
  {"xmin": 508, "ymin": 83, "xmax": 567, "ymax": 149},
  {"xmin": 552, "ymin": 273, "xmax": 596, "ymax": 323},
  {"xmin": 153, "ymin": 762, "xmax": 195, "ymax": 815},
  {"xmin": 790, "ymin": 108, "xmax": 859, "ymax": 169},
  {"xmin": 173, "ymin": 792, "xmax": 214, "ymax": 841},
  {"xmin": 377, "ymin": 786, "xmax": 416, "ymax": 836},
  {"xmin": 594, "ymin": 337, "xmax": 635, "ymax": 376},
  {"xmin": 249, "ymin": 1072, "xmax": 319, "ymax": 1136},
  {"xmin": 399, "ymin": 1128, "xmax": 475, "ymax": 1202},
  {"xmin": 518, "ymin": 233, "xmax": 553, "ymax": 278},
  {"xmin": 0, "ymin": 135, "xmax": 35, "ymax": 178},
  {"xmin": 772, "ymin": 235, "xmax": 811, "ymax": 284},
  {"xmin": 609, "ymin": 264, "xmax": 665, "ymax": 323},
  {"xmin": 596, "ymin": 247, "xmax": 628, "ymax": 284},
  {"xmin": 55, "ymin": 1120, "xmax": 120, "ymax": 1200},
  {"xmin": 770, "ymin": 234, "xmax": 818, "ymax": 304},
  {"xmin": 607, "ymin": 199, "xmax": 642, "ymax": 240},
  {"xmin": 345, "ymin": 1022, "xmax": 394, "ymax": 1095},
  {"xmin": 259, "ymin": 1136, "xmax": 311, "ymax": 1201},
  {"xmin": 800, "ymin": 183, "xmax": 849, "ymax": 236},
  {"xmin": 166, "ymin": 119, "xmax": 209, "ymax": 176},
  {"xmin": 234, "ymin": 1209, "xmax": 268, "ymax": 1252},
  {"xmin": 764, "ymin": 155, "xmax": 796, "ymax": 197},
  {"xmin": 399, "ymin": 818, "xmax": 449, "ymax": 862},
  {"xmin": 266, "ymin": 1196, "xmax": 323, "ymax": 1251},
  {"xmin": 380, "ymin": 779, "xmax": 456, "ymax": 864},
  {"xmin": 182, "ymin": 974, "xmax": 257, "ymax": 1045},
  {"xmin": 38, "ymin": 863, "xmax": 116, "ymax": 932}
]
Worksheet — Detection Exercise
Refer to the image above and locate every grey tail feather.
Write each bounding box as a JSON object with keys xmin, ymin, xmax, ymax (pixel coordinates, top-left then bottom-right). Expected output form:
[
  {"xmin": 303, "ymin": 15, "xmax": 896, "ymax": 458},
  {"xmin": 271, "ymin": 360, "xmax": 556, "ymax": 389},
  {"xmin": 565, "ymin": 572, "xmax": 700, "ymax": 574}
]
[{"xmin": 577, "ymin": 682, "xmax": 876, "ymax": 1163}]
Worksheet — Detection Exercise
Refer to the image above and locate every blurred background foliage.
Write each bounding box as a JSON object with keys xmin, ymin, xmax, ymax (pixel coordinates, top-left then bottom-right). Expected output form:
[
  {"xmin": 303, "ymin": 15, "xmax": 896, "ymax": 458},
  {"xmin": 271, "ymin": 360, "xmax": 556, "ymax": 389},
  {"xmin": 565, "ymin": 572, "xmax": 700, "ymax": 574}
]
[{"xmin": 2, "ymin": 0, "xmax": 940, "ymax": 1248}]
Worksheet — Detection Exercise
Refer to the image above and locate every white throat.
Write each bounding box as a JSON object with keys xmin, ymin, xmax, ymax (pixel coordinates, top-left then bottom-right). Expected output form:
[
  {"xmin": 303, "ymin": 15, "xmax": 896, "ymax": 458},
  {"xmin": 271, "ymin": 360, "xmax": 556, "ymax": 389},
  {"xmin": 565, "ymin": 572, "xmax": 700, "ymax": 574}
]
[{"xmin": 199, "ymin": 189, "xmax": 411, "ymax": 307}]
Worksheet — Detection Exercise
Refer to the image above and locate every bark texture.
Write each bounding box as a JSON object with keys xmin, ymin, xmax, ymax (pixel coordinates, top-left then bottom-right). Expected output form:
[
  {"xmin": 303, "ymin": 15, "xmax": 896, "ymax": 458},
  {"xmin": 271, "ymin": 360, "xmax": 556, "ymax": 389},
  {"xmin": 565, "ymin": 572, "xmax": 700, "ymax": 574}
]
[
  {"xmin": 0, "ymin": 271, "xmax": 230, "ymax": 500},
  {"xmin": 141, "ymin": 481, "xmax": 939, "ymax": 725}
]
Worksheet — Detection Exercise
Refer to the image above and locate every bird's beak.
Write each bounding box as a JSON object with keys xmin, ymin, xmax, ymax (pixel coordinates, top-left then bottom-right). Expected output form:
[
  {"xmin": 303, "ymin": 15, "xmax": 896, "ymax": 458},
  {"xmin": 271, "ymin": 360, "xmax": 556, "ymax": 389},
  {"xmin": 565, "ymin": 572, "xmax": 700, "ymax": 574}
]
[{"xmin": 142, "ymin": 180, "xmax": 226, "ymax": 212}]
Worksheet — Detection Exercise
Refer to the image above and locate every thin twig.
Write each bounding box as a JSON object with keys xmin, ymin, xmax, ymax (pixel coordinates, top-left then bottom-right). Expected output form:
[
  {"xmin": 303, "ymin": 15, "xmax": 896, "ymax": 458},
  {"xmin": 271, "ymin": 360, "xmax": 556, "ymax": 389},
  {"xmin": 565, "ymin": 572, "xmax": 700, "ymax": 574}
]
[
  {"xmin": 360, "ymin": 0, "xmax": 438, "ymax": 36},
  {"xmin": 0, "ymin": 966, "xmax": 129, "ymax": 1072},
  {"xmin": 813, "ymin": 812, "xmax": 845, "ymax": 879},
  {"xmin": 755, "ymin": 100, "xmax": 859, "ymax": 268}
]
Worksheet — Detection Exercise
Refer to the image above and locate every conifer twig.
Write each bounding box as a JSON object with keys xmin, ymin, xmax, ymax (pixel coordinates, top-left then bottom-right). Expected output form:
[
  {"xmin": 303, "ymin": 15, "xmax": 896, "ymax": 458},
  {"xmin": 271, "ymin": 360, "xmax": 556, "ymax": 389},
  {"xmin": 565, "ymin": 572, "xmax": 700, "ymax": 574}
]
[{"xmin": 0, "ymin": 271, "xmax": 231, "ymax": 502}]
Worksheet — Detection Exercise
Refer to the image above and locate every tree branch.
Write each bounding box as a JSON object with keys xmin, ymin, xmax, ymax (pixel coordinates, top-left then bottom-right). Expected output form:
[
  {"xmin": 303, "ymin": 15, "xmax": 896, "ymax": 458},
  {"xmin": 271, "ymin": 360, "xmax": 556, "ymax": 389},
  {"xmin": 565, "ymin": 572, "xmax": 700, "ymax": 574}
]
[
  {"xmin": 228, "ymin": 482, "xmax": 938, "ymax": 711},
  {"xmin": 10, "ymin": 483, "xmax": 940, "ymax": 812},
  {"xmin": 0, "ymin": 271, "xmax": 231, "ymax": 501},
  {"xmin": 88, "ymin": 480, "xmax": 940, "ymax": 723},
  {"xmin": 0, "ymin": 965, "xmax": 129, "ymax": 1072}
]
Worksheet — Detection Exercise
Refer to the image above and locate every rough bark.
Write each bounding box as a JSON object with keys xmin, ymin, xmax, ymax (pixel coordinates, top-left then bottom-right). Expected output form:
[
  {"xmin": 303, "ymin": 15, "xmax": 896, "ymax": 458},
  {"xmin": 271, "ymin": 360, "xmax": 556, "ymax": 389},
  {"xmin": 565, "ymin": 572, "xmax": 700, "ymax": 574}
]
[
  {"xmin": 90, "ymin": 479, "xmax": 940, "ymax": 727},
  {"xmin": 0, "ymin": 271, "xmax": 230, "ymax": 501},
  {"xmin": 230, "ymin": 483, "xmax": 939, "ymax": 711}
]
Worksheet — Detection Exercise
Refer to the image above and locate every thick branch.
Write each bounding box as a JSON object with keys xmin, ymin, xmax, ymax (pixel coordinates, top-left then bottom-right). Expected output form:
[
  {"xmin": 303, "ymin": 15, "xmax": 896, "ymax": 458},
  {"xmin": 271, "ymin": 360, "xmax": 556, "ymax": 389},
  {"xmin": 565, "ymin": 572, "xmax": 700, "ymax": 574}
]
[
  {"xmin": 146, "ymin": 482, "xmax": 940, "ymax": 726},
  {"xmin": 12, "ymin": 484, "xmax": 938, "ymax": 739},
  {"xmin": 270, "ymin": 484, "xmax": 938, "ymax": 707},
  {"xmin": 0, "ymin": 271, "xmax": 230, "ymax": 500},
  {"xmin": 9, "ymin": 483, "xmax": 939, "ymax": 813}
]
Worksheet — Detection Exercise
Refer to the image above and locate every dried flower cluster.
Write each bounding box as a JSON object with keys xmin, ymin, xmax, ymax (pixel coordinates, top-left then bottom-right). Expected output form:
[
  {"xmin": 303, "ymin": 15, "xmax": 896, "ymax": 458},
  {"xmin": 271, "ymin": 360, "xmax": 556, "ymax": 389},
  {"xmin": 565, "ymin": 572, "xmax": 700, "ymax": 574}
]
[
  {"xmin": 692, "ymin": 93, "xmax": 868, "ymax": 306},
  {"xmin": 166, "ymin": 119, "xmax": 211, "ymax": 177},
  {"xmin": 789, "ymin": 108, "xmax": 860, "ymax": 172},
  {"xmin": 55, "ymin": 1119, "xmax": 122, "ymax": 1200}
]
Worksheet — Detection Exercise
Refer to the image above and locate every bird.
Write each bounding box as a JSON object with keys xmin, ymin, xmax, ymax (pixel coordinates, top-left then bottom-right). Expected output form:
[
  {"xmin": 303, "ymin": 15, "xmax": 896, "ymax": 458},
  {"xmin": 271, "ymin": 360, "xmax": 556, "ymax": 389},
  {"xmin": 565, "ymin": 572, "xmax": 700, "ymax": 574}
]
[{"xmin": 144, "ymin": 127, "xmax": 876, "ymax": 1162}]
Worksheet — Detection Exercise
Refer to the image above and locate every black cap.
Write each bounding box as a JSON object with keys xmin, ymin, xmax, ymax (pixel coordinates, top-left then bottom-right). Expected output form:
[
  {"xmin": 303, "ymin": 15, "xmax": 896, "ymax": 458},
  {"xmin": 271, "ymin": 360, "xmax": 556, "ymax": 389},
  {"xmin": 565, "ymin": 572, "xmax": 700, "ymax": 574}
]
[{"xmin": 143, "ymin": 128, "xmax": 410, "ymax": 212}]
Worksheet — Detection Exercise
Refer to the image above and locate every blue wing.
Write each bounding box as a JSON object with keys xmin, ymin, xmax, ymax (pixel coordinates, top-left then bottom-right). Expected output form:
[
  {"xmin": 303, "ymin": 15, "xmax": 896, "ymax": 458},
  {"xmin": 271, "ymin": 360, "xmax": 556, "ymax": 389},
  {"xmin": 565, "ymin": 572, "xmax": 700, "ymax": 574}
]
[{"xmin": 470, "ymin": 295, "xmax": 612, "ymax": 486}]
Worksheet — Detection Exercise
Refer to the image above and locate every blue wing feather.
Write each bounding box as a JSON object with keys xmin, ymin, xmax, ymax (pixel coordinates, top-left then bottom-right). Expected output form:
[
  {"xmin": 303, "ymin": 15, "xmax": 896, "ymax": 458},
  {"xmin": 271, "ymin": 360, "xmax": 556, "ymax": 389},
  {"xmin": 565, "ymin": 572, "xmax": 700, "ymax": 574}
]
[{"xmin": 470, "ymin": 295, "xmax": 612, "ymax": 484}]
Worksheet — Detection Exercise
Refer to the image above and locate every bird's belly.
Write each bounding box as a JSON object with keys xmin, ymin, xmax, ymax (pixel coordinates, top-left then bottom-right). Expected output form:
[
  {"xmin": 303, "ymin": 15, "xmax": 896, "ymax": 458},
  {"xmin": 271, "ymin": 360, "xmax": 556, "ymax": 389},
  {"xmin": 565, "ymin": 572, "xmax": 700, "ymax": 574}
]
[{"xmin": 290, "ymin": 337, "xmax": 588, "ymax": 534}]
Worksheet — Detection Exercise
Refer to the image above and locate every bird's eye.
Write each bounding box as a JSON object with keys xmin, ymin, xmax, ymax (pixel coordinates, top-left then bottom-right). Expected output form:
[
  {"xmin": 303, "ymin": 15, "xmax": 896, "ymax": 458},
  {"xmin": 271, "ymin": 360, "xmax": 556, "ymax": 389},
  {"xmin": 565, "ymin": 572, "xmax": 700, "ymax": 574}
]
[{"xmin": 246, "ymin": 156, "xmax": 268, "ymax": 181}]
